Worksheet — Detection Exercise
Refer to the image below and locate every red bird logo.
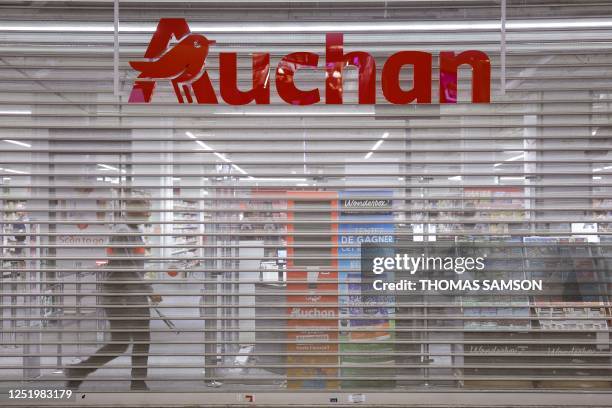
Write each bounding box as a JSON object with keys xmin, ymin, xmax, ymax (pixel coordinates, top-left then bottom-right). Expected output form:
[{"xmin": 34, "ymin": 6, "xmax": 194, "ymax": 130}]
[{"xmin": 129, "ymin": 19, "xmax": 218, "ymax": 104}]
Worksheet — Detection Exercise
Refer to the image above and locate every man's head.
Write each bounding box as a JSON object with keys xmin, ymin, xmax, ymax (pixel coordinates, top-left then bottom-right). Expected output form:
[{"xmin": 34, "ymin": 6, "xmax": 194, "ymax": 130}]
[{"xmin": 124, "ymin": 197, "xmax": 151, "ymax": 224}]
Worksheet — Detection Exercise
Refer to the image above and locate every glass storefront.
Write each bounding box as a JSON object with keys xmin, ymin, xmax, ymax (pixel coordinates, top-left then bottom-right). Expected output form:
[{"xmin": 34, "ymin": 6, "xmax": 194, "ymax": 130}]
[{"xmin": 1, "ymin": 1, "xmax": 611, "ymax": 406}]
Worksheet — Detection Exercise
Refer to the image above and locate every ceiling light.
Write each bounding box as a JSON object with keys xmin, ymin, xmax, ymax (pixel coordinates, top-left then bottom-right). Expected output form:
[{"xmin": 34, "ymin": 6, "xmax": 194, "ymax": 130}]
[
  {"xmin": 494, "ymin": 152, "xmax": 524, "ymax": 167},
  {"xmin": 191, "ymin": 136, "xmax": 248, "ymax": 175},
  {"xmin": 195, "ymin": 140, "xmax": 213, "ymax": 150},
  {"xmin": 371, "ymin": 139, "xmax": 384, "ymax": 151},
  {"xmin": 194, "ymin": 140, "xmax": 232, "ymax": 163},
  {"xmin": 6, "ymin": 19, "xmax": 612, "ymax": 33},
  {"xmin": 3, "ymin": 168, "xmax": 28, "ymax": 174},
  {"xmin": 232, "ymin": 164, "xmax": 248, "ymax": 174},
  {"xmin": 97, "ymin": 164, "xmax": 115, "ymax": 171},
  {"xmin": 214, "ymin": 152, "xmax": 231, "ymax": 163},
  {"xmin": 0, "ymin": 110, "xmax": 31, "ymax": 115},
  {"xmin": 363, "ymin": 132, "xmax": 390, "ymax": 160},
  {"xmin": 97, "ymin": 163, "xmax": 126, "ymax": 174},
  {"xmin": 3, "ymin": 139, "xmax": 31, "ymax": 148},
  {"xmin": 506, "ymin": 153, "xmax": 525, "ymax": 162}
]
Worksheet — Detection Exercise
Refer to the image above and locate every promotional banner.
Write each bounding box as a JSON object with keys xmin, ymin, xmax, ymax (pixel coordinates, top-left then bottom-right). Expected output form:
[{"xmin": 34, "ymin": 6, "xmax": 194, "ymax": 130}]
[{"xmin": 338, "ymin": 191, "xmax": 395, "ymax": 388}]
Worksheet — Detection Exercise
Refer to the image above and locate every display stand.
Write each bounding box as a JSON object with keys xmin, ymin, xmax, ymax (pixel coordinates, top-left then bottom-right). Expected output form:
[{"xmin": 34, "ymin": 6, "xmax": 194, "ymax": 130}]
[
  {"xmin": 460, "ymin": 236, "xmax": 532, "ymax": 389},
  {"xmin": 525, "ymin": 237, "xmax": 611, "ymax": 389},
  {"xmin": 286, "ymin": 191, "xmax": 339, "ymax": 389}
]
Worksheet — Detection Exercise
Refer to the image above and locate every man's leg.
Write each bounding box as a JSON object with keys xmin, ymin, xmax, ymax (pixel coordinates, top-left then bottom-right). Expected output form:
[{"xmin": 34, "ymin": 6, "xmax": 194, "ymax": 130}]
[
  {"xmin": 130, "ymin": 324, "xmax": 151, "ymax": 390},
  {"xmin": 129, "ymin": 299, "xmax": 151, "ymax": 390},
  {"xmin": 65, "ymin": 310, "xmax": 129, "ymax": 387}
]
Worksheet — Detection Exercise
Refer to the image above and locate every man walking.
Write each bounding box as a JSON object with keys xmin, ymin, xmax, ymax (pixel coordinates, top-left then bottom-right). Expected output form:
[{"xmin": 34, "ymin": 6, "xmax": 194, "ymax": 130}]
[{"xmin": 65, "ymin": 197, "xmax": 161, "ymax": 391}]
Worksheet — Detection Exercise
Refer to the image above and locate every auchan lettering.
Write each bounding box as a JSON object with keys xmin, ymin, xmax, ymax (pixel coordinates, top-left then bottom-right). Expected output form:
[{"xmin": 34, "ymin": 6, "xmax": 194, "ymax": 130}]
[{"xmin": 129, "ymin": 18, "xmax": 491, "ymax": 105}]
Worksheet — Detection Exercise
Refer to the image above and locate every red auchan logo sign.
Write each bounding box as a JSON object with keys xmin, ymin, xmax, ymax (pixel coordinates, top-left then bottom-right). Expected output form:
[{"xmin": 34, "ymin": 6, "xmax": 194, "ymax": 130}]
[{"xmin": 129, "ymin": 18, "xmax": 491, "ymax": 105}]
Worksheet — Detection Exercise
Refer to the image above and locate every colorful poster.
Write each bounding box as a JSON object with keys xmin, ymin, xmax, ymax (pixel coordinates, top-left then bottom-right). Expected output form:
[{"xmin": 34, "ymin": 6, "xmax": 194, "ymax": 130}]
[{"xmin": 338, "ymin": 191, "xmax": 395, "ymax": 388}]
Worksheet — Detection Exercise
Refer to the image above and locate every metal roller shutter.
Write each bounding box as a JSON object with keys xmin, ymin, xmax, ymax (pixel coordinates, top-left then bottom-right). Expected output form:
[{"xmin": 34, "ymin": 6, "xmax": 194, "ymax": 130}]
[{"xmin": 1, "ymin": 0, "xmax": 611, "ymax": 406}]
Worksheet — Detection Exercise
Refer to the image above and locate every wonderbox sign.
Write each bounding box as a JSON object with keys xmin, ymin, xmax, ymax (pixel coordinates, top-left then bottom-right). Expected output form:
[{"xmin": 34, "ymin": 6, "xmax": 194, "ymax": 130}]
[{"xmin": 129, "ymin": 18, "xmax": 491, "ymax": 105}]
